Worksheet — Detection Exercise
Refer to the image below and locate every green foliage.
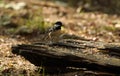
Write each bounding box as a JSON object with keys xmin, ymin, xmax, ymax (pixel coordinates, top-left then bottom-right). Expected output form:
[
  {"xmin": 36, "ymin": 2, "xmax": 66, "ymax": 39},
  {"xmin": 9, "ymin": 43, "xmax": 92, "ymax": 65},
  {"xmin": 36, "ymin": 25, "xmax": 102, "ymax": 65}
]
[
  {"xmin": 23, "ymin": 16, "xmax": 52, "ymax": 34},
  {"xmin": 15, "ymin": 9, "xmax": 52, "ymax": 35},
  {"xmin": 24, "ymin": 16, "xmax": 45, "ymax": 32},
  {"xmin": 0, "ymin": 0, "xmax": 3, "ymax": 4},
  {"xmin": 103, "ymin": 25, "xmax": 116, "ymax": 32},
  {"xmin": 0, "ymin": 15, "xmax": 11, "ymax": 27},
  {"xmin": 0, "ymin": 7, "xmax": 53, "ymax": 35},
  {"xmin": 19, "ymin": 9, "xmax": 52, "ymax": 34}
]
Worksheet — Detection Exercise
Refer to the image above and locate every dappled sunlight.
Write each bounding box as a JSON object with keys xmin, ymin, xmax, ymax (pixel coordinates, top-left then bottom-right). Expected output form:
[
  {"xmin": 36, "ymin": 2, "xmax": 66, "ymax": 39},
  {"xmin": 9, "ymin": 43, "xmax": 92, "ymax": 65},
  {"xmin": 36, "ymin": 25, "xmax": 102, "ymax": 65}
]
[{"xmin": 0, "ymin": 0, "xmax": 120, "ymax": 76}]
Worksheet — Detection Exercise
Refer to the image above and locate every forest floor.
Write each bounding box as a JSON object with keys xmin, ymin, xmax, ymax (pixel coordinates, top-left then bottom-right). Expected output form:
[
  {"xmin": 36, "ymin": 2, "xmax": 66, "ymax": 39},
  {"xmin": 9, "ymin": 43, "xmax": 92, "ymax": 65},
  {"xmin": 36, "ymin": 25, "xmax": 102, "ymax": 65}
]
[{"xmin": 0, "ymin": 0, "xmax": 120, "ymax": 76}]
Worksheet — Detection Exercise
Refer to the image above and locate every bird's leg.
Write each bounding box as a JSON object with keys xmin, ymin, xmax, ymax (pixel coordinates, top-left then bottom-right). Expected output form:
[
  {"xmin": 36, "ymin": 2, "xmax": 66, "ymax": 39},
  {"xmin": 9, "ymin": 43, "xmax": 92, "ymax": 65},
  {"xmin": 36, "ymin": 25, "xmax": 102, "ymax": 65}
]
[
  {"xmin": 48, "ymin": 32, "xmax": 51, "ymax": 40},
  {"xmin": 42, "ymin": 32, "xmax": 52, "ymax": 43},
  {"xmin": 48, "ymin": 32, "xmax": 53, "ymax": 43},
  {"xmin": 42, "ymin": 34, "xmax": 48, "ymax": 41}
]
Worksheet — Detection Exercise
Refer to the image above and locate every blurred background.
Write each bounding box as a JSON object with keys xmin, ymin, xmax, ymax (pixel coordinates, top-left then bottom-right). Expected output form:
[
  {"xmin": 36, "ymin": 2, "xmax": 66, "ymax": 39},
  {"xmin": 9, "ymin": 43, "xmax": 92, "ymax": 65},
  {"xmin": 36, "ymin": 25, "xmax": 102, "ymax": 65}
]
[{"xmin": 0, "ymin": 0, "xmax": 120, "ymax": 75}]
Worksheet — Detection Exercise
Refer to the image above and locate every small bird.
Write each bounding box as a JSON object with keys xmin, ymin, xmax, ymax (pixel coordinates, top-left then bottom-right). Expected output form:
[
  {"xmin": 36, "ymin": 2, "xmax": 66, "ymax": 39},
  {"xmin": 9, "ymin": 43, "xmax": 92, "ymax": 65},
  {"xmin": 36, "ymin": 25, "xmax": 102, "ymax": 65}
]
[
  {"xmin": 47, "ymin": 21, "xmax": 63, "ymax": 33},
  {"xmin": 44, "ymin": 21, "xmax": 63, "ymax": 41}
]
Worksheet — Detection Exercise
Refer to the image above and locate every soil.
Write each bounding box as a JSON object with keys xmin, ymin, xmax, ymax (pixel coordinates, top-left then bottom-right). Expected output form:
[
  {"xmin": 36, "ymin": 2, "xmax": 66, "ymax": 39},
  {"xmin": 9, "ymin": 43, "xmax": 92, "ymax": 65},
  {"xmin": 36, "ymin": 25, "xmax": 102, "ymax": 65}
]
[{"xmin": 0, "ymin": 0, "xmax": 120, "ymax": 75}]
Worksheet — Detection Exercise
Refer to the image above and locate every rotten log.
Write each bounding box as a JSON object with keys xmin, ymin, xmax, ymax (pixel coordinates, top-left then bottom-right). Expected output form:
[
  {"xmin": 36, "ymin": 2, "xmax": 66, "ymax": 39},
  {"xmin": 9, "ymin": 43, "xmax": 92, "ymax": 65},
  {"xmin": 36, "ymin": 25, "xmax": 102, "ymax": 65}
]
[{"xmin": 12, "ymin": 39, "xmax": 120, "ymax": 74}]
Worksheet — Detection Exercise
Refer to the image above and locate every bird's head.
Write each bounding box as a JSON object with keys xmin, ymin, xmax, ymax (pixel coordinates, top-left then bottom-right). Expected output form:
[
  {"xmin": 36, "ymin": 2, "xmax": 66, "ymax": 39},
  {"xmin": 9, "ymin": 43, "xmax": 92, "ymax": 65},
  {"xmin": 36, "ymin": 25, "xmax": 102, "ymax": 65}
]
[
  {"xmin": 54, "ymin": 21, "xmax": 63, "ymax": 27},
  {"xmin": 47, "ymin": 21, "xmax": 63, "ymax": 33}
]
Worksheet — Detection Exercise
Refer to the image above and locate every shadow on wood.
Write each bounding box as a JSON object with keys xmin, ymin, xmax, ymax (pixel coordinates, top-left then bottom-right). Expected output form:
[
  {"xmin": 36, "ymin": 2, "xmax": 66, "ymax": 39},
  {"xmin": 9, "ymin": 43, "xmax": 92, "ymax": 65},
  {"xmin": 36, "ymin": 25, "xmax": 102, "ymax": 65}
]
[{"xmin": 12, "ymin": 39, "xmax": 120, "ymax": 75}]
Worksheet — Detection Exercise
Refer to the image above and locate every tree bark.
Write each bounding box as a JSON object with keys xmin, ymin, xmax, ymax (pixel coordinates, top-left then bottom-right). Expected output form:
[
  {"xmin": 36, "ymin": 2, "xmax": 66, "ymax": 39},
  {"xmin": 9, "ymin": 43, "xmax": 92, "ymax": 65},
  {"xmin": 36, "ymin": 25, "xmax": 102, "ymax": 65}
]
[{"xmin": 12, "ymin": 39, "xmax": 120, "ymax": 74}]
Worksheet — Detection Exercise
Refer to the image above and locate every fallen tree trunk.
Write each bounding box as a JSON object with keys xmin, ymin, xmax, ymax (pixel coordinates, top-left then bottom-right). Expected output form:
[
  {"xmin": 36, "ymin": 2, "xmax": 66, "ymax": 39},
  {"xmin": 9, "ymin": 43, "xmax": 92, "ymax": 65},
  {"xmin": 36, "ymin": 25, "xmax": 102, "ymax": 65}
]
[{"xmin": 12, "ymin": 39, "xmax": 120, "ymax": 74}]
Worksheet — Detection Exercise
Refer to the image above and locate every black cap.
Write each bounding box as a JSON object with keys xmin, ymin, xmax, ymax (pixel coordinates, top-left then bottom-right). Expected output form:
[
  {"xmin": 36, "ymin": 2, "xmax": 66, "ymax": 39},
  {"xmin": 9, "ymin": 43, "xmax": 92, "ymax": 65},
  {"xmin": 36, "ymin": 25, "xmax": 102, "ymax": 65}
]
[{"xmin": 55, "ymin": 21, "xmax": 63, "ymax": 26}]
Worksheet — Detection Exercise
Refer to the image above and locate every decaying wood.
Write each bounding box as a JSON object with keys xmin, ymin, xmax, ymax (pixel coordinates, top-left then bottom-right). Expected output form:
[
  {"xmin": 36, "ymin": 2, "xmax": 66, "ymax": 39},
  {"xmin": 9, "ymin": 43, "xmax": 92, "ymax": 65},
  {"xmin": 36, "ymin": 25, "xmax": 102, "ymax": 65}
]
[{"xmin": 12, "ymin": 38, "xmax": 120, "ymax": 74}]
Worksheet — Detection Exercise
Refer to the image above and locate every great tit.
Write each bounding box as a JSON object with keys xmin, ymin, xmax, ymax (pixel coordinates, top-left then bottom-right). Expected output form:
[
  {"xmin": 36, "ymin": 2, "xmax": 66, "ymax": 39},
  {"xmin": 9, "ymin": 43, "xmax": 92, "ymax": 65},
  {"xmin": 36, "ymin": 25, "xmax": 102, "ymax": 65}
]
[
  {"xmin": 44, "ymin": 21, "xmax": 63, "ymax": 40},
  {"xmin": 47, "ymin": 21, "xmax": 63, "ymax": 33}
]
